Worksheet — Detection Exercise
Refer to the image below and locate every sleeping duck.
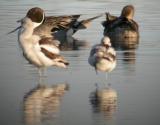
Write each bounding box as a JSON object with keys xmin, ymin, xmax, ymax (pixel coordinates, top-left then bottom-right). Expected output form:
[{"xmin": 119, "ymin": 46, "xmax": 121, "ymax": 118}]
[{"xmin": 102, "ymin": 5, "xmax": 139, "ymax": 39}]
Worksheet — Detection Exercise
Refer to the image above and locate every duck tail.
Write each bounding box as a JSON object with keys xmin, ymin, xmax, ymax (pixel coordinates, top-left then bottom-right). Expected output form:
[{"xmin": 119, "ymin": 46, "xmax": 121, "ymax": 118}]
[
  {"xmin": 71, "ymin": 14, "xmax": 103, "ymax": 33},
  {"xmin": 71, "ymin": 14, "xmax": 81, "ymax": 20},
  {"xmin": 78, "ymin": 14, "xmax": 103, "ymax": 29}
]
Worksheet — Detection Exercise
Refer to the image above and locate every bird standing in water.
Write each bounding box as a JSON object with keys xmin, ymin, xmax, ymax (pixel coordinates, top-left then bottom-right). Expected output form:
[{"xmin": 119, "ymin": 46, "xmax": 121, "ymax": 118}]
[
  {"xmin": 88, "ymin": 36, "xmax": 116, "ymax": 80},
  {"xmin": 16, "ymin": 7, "xmax": 69, "ymax": 76}
]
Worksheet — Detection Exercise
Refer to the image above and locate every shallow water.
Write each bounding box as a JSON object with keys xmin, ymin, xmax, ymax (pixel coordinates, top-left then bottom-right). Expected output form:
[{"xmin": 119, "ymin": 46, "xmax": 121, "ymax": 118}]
[{"xmin": 0, "ymin": 0, "xmax": 160, "ymax": 125}]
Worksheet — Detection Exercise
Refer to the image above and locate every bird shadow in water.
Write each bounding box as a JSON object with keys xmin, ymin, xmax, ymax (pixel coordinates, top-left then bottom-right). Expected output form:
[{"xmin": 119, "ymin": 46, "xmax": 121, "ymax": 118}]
[{"xmin": 23, "ymin": 82, "xmax": 69, "ymax": 125}]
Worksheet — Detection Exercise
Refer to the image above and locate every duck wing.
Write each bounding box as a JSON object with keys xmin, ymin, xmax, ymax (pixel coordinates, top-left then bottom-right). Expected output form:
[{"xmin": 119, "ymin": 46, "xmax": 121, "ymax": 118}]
[
  {"xmin": 38, "ymin": 37, "xmax": 69, "ymax": 66},
  {"xmin": 33, "ymin": 15, "xmax": 81, "ymax": 37},
  {"xmin": 64, "ymin": 14, "xmax": 102, "ymax": 36},
  {"xmin": 102, "ymin": 13, "xmax": 118, "ymax": 28},
  {"xmin": 107, "ymin": 17, "xmax": 138, "ymax": 32},
  {"xmin": 74, "ymin": 14, "xmax": 103, "ymax": 30},
  {"xmin": 39, "ymin": 37, "xmax": 60, "ymax": 55}
]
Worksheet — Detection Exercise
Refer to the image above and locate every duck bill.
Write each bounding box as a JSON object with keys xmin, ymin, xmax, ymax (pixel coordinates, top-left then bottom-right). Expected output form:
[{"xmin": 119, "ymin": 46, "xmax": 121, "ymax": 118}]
[{"xmin": 7, "ymin": 26, "xmax": 22, "ymax": 34}]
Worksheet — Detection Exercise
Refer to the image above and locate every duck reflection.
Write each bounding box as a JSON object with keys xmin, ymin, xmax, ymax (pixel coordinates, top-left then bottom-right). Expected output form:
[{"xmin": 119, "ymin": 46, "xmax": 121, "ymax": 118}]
[
  {"xmin": 56, "ymin": 35, "xmax": 89, "ymax": 51},
  {"xmin": 90, "ymin": 84, "xmax": 117, "ymax": 120},
  {"xmin": 111, "ymin": 37, "xmax": 139, "ymax": 50},
  {"xmin": 112, "ymin": 37, "xmax": 139, "ymax": 64},
  {"xmin": 23, "ymin": 83, "xmax": 69, "ymax": 125},
  {"xmin": 122, "ymin": 50, "xmax": 136, "ymax": 64}
]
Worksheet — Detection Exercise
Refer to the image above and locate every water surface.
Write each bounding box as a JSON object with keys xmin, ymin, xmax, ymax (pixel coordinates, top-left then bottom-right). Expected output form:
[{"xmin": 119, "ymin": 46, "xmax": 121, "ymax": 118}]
[{"xmin": 0, "ymin": 0, "xmax": 160, "ymax": 125}]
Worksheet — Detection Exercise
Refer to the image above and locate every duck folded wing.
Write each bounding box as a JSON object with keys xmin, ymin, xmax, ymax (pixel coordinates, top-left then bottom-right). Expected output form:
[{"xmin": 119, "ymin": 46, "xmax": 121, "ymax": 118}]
[
  {"xmin": 39, "ymin": 37, "xmax": 60, "ymax": 54},
  {"xmin": 129, "ymin": 19, "xmax": 139, "ymax": 32},
  {"xmin": 40, "ymin": 47, "xmax": 69, "ymax": 66},
  {"xmin": 41, "ymin": 47, "xmax": 60, "ymax": 60},
  {"xmin": 45, "ymin": 15, "xmax": 81, "ymax": 31},
  {"xmin": 108, "ymin": 17, "xmax": 138, "ymax": 32}
]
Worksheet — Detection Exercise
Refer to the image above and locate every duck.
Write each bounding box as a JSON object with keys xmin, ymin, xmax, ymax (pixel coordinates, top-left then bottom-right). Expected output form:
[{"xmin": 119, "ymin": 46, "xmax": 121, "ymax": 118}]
[
  {"xmin": 8, "ymin": 7, "xmax": 102, "ymax": 47},
  {"xmin": 12, "ymin": 7, "xmax": 102, "ymax": 41},
  {"xmin": 102, "ymin": 5, "xmax": 139, "ymax": 39},
  {"xmin": 16, "ymin": 7, "xmax": 69, "ymax": 76},
  {"xmin": 34, "ymin": 13, "xmax": 102, "ymax": 39},
  {"xmin": 88, "ymin": 36, "xmax": 116, "ymax": 73}
]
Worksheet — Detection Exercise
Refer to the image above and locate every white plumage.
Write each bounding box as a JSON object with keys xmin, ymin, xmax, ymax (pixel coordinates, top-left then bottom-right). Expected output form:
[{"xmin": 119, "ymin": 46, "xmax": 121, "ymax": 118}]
[
  {"xmin": 88, "ymin": 36, "xmax": 116, "ymax": 72},
  {"xmin": 17, "ymin": 7, "xmax": 69, "ymax": 76}
]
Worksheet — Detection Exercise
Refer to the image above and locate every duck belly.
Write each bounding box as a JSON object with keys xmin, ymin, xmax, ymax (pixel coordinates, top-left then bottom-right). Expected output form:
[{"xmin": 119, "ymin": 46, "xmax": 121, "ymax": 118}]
[{"xmin": 96, "ymin": 59, "xmax": 116, "ymax": 72}]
